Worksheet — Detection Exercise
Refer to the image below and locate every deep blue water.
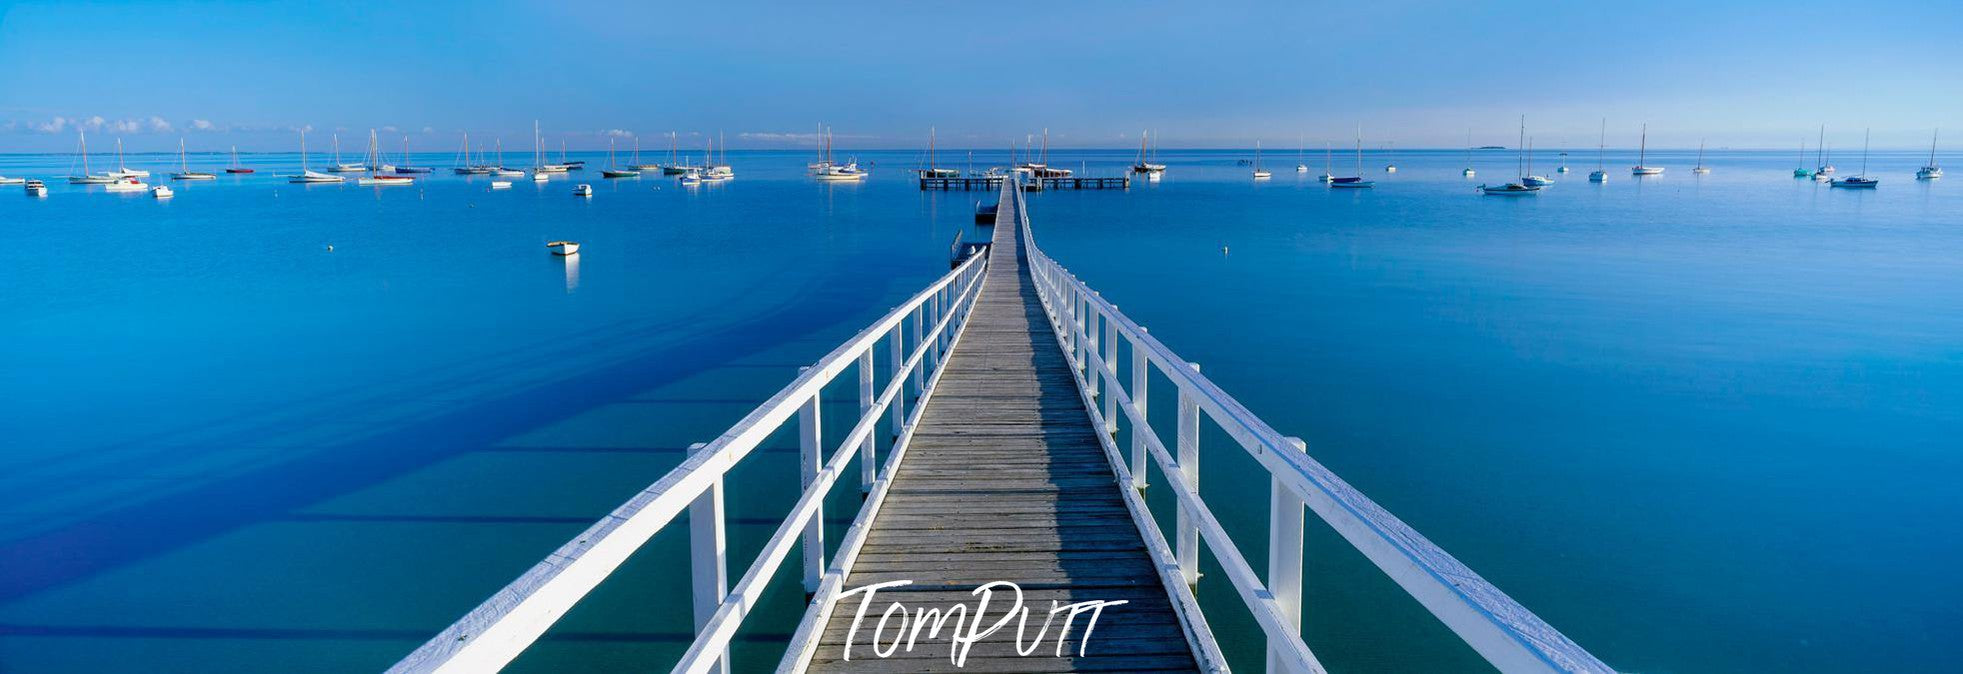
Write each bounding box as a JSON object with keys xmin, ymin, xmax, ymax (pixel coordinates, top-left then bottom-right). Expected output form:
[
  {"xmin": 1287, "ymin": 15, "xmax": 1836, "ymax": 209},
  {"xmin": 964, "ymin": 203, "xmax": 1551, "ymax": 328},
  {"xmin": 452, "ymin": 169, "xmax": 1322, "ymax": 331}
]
[{"xmin": 1, "ymin": 147, "xmax": 1958, "ymax": 672}]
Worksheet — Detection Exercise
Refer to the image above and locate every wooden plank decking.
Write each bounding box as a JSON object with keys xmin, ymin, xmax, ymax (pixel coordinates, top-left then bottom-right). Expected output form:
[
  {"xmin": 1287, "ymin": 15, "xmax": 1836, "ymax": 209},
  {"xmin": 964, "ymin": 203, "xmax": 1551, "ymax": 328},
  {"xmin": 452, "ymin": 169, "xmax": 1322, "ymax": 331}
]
[{"xmin": 804, "ymin": 187, "xmax": 1198, "ymax": 671}]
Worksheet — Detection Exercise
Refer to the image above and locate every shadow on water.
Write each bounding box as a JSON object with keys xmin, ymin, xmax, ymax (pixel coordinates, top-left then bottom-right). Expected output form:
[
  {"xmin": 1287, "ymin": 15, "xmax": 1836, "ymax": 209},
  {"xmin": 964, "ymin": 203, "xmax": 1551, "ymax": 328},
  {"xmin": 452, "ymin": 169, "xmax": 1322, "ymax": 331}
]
[{"xmin": 0, "ymin": 265, "xmax": 884, "ymax": 604}]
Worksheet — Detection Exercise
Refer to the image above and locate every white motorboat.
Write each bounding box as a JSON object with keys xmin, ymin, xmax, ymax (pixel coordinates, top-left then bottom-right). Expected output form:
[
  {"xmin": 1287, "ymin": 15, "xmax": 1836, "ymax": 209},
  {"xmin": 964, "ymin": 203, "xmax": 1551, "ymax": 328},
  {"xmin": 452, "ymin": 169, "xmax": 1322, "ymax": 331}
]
[
  {"xmin": 25, "ymin": 179, "xmax": 47, "ymax": 196},
  {"xmin": 546, "ymin": 241, "xmax": 580, "ymax": 256},
  {"xmin": 104, "ymin": 176, "xmax": 148, "ymax": 192},
  {"xmin": 490, "ymin": 180, "xmax": 512, "ymax": 190},
  {"xmin": 814, "ymin": 162, "xmax": 869, "ymax": 181},
  {"xmin": 1383, "ymin": 141, "xmax": 1397, "ymax": 172},
  {"xmin": 680, "ymin": 170, "xmax": 705, "ymax": 186},
  {"xmin": 358, "ymin": 175, "xmax": 413, "ymax": 186},
  {"xmin": 532, "ymin": 171, "xmax": 550, "ymax": 182},
  {"xmin": 0, "ymin": 176, "xmax": 23, "ymax": 185},
  {"xmin": 1630, "ymin": 124, "xmax": 1663, "ymax": 175},
  {"xmin": 573, "ymin": 183, "xmax": 593, "ymax": 197},
  {"xmin": 152, "ymin": 185, "xmax": 173, "ymax": 199}
]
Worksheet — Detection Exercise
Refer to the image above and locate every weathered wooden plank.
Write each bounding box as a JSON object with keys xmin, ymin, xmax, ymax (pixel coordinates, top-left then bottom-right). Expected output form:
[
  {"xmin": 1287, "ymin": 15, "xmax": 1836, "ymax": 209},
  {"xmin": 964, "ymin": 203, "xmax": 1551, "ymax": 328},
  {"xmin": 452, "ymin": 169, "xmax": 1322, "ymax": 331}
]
[{"xmin": 803, "ymin": 183, "xmax": 1196, "ymax": 673}]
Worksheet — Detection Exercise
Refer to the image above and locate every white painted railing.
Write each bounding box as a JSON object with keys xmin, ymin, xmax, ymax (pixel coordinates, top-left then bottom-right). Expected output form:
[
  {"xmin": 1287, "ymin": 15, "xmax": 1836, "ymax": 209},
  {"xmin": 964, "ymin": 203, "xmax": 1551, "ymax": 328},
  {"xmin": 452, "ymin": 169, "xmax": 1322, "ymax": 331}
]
[
  {"xmin": 388, "ymin": 251, "xmax": 989, "ymax": 674},
  {"xmin": 1012, "ymin": 185, "xmax": 1615, "ymax": 674}
]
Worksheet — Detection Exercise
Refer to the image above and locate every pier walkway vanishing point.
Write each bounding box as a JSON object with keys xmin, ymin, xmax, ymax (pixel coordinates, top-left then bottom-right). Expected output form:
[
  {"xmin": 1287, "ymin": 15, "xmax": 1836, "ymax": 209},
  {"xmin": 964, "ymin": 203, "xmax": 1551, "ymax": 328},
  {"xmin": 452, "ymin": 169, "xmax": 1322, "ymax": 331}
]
[{"xmin": 391, "ymin": 179, "xmax": 1615, "ymax": 673}]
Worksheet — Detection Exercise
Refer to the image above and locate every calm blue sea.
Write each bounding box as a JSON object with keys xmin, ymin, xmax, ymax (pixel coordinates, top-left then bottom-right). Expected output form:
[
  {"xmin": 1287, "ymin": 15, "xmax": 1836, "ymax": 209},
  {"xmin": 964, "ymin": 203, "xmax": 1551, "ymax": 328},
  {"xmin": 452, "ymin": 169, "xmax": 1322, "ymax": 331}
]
[{"xmin": 0, "ymin": 147, "xmax": 1957, "ymax": 672}]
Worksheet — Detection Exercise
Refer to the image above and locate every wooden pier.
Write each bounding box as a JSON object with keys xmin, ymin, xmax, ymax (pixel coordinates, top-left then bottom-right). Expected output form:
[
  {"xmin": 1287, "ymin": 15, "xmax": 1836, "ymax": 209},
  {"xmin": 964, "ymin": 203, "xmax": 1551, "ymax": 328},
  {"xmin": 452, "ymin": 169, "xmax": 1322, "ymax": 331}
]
[
  {"xmin": 920, "ymin": 175, "xmax": 1130, "ymax": 191},
  {"xmin": 803, "ymin": 180, "xmax": 1196, "ymax": 672},
  {"xmin": 395, "ymin": 179, "xmax": 1613, "ymax": 674}
]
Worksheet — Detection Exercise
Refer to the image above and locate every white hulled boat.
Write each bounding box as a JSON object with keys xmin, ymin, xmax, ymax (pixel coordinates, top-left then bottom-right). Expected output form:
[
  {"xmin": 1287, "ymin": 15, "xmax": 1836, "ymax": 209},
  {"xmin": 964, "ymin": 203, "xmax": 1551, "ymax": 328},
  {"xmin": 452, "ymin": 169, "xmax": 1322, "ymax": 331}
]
[
  {"xmin": 1692, "ymin": 140, "xmax": 1712, "ymax": 174},
  {"xmin": 68, "ymin": 131, "xmax": 118, "ymax": 184},
  {"xmin": 1917, "ymin": 129, "xmax": 1942, "ymax": 180},
  {"xmin": 1588, "ymin": 118, "xmax": 1609, "ymax": 183},
  {"xmin": 1251, "ymin": 141, "xmax": 1271, "ymax": 180},
  {"xmin": 1630, "ymin": 124, "xmax": 1663, "ymax": 175},
  {"xmin": 290, "ymin": 130, "xmax": 347, "ymax": 183},
  {"xmin": 356, "ymin": 130, "xmax": 414, "ymax": 186},
  {"xmin": 329, "ymin": 134, "xmax": 366, "ymax": 172}
]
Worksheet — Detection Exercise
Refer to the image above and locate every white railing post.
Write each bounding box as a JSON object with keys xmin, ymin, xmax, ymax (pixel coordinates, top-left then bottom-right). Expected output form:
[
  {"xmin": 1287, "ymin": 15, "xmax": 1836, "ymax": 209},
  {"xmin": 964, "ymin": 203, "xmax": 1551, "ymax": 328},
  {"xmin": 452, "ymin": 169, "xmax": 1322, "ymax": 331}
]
[
  {"xmin": 797, "ymin": 373, "xmax": 823, "ymax": 594},
  {"xmin": 1129, "ymin": 328, "xmax": 1150, "ymax": 491},
  {"xmin": 910, "ymin": 305, "xmax": 925, "ymax": 393},
  {"xmin": 1267, "ymin": 437, "xmax": 1309, "ymax": 674},
  {"xmin": 687, "ymin": 442, "xmax": 730, "ymax": 674},
  {"xmin": 1085, "ymin": 298, "xmax": 1101, "ymax": 399},
  {"xmin": 857, "ymin": 350, "xmax": 875, "ymax": 493},
  {"xmin": 1175, "ymin": 362, "xmax": 1201, "ymax": 586},
  {"xmin": 888, "ymin": 328, "xmax": 906, "ymax": 438},
  {"xmin": 1101, "ymin": 305, "xmax": 1118, "ymax": 433},
  {"xmin": 926, "ymin": 292, "xmax": 941, "ymax": 375}
]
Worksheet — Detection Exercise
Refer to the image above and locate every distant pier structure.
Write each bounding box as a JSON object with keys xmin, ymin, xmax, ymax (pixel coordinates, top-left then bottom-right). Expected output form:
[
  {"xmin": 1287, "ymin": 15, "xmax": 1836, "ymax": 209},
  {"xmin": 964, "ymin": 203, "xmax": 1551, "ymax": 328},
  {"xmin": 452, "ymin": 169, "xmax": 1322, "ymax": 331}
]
[{"xmin": 919, "ymin": 174, "xmax": 1129, "ymax": 191}]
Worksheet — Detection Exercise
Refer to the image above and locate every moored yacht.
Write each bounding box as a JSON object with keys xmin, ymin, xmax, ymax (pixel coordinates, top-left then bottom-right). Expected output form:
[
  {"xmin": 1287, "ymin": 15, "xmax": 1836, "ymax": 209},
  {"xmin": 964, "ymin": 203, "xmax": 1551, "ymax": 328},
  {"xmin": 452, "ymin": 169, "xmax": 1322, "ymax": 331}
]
[
  {"xmin": 290, "ymin": 130, "xmax": 347, "ymax": 183},
  {"xmin": 170, "ymin": 138, "xmax": 218, "ymax": 180},
  {"xmin": 1917, "ymin": 129, "xmax": 1942, "ymax": 180},
  {"xmin": 1630, "ymin": 124, "xmax": 1663, "ymax": 175},
  {"xmin": 329, "ymin": 134, "xmax": 366, "ymax": 172},
  {"xmin": 1328, "ymin": 127, "xmax": 1375, "ymax": 188},
  {"xmin": 104, "ymin": 176, "xmax": 149, "ymax": 192},
  {"xmin": 1588, "ymin": 118, "xmax": 1609, "ymax": 183},
  {"xmin": 1251, "ymin": 141, "xmax": 1271, "ymax": 180},
  {"xmin": 25, "ymin": 179, "xmax": 47, "ymax": 196},
  {"xmin": 1830, "ymin": 128, "xmax": 1879, "ymax": 189}
]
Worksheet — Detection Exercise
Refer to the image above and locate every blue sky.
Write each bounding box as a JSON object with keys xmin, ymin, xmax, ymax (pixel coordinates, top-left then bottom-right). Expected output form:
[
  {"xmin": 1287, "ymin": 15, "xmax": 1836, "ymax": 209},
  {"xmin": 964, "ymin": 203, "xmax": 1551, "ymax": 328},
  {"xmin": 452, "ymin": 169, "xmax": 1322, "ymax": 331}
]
[{"xmin": 2, "ymin": 1, "xmax": 1958, "ymax": 151}]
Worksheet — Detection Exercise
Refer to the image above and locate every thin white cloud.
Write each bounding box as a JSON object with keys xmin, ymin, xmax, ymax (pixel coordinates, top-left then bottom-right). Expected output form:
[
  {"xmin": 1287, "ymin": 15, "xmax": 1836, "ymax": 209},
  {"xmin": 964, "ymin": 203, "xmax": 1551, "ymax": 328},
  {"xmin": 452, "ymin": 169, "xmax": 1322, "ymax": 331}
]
[
  {"xmin": 739, "ymin": 131, "xmax": 874, "ymax": 143},
  {"xmin": 147, "ymin": 116, "xmax": 172, "ymax": 132},
  {"xmin": 189, "ymin": 119, "xmax": 217, "ymax": 131},
  {"xmin": 381, "ymin": 125, "xmax": 400, "ymax": 133},
  {"xmin": 601, "ymin": 129, "xmax": 635, "ymax": 138}
]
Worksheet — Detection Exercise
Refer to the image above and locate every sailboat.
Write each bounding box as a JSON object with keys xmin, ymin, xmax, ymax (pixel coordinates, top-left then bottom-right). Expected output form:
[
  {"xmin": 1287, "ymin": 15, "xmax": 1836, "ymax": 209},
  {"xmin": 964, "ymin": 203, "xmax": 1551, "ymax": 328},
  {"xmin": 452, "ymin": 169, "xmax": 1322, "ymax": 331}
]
[
  {"xmin": 452, "ymin": 133, "xmax": 492, "ymax": 174},
  {"xmin": 1793, "ymin": 139, "xmax": 1813, "ymax": 178},
  {"xmin": 1482, "ymin": 116, "xmax": 1542, "ymax": 195},
  {"xmin": 1557, "ymin": 150, "xmax": 1570, "ymax": 174},
  {"xmin": 812, "ymin": 127, "xmax": 869, "ymax": 181},
  {"xmin": 1631, "ymin": 124, "xmax": 1664, "ymax": 175},
  {"xmin": 107, "ymin": 138, "xmax": 149, "ymax": 178},
  {"xmin": 1830, "ymin": 128, "xmax": 1879, "ymax": 189},
  {"xmin": 1383, "ymin": 141, "xmax": 1398, "ymax": 173},
  {"xmin": 1128, "ymin": 129, "xmax": 1169, "ymax": 177},
  {"xmin": 68, "ymin": 131, "xmax": 117, "ymax": 184},
  {"xmin": 395, "ymin": 137, "xmax": 432, "ymax": 173},
  {"xmin": 705, "ymin": 130, "xmax": 733, "ymax": 178},
  {"xmin": 919, "ymin": 127, "xmax": 960, "ymax": 178},
  {"xmin": 602, "ymin": 138, "xmax": 641, "ymax": 178},
  {"xmin": 1318, "ymin": 140, "xmax": 1335, "ymax": 182},
  {"xmin": 490, "ymin": 139, "xmax": 525, "ymax": 177},
  {"xmin": 630, "ymin": 136, "xmax": 661, "ymax": 172},
  {"xmin": 1251, "ymin": 141, "xmax": 1272, "ymax": 180},
  {"xmin": 1329, "ymin": 127, "xmax": 1375, "ymax": 188},
  {"xmin": 1016, "ymin": 128, "xmax": 1071, "ymax": 177},
  {"xmin": 1295, "ymin": 135, "xmax": 1309, "ymax": 173},
  {"xmin": 226, "ymin": 145, "xmax": 255, "ymax": 174},
  {"xmin": 1816, "ymin": 125, "xmax": 1836, "ymax": 175},
  {"xmin": 328, "ymin": 134, "xmax": 366, "ymax": 172},
  {"xmin": 1691, "ymin": 140, "xmax": 1712, "ymax": 174},
  {"xmin": 1520, "ymin": 118, "xmax": 1552, "ymax": 186},
  {"xmin": 1588, "ymin": 119, "xmax": 1609, "ymax": 183},
  {"xmin": 1917, "ymin": 129, "xmax": 1943, "ymax": 180},
  {"xmin": 170, "ymin": 138, "xmax": 217, "ymax": 180},
  {"xmin": 357, "ymin": 130, "xmax": 414, "ymax": 186},
  {"xmin": 663, "ymin": 132, "xmax": 694, "ymax": 175},
  {"xmin": 1462, "ymin": 129, "xmax": 1476, "ymax": 177},
  {"xmin": 290, "ymin": 130, "xmax": 347, "ymax": 183}
]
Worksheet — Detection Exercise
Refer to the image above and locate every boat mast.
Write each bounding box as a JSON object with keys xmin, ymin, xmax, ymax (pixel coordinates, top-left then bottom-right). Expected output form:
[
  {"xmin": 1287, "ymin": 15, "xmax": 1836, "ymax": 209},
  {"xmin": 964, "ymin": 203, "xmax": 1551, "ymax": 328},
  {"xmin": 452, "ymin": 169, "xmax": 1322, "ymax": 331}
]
[
  {"xmin": 1596, "ymin": 118, "xmax": 1606, "ymax": 170},
  {"xmin": 1254, "ymin": 140, "xmax": 1261, "ymax": 172},
  {"xmin": 1861, "ymin": 127, "xmax": 1871, "ymax": 177},
  {"xmin": 633, "ymin": 136, "xmax": 641, "ymax": 166},
  {"xmin": 1931, "ymin": 129, "xmax": 1941, "ymax": 167},
  {"xmin": 300, "ymin": 130, "xmax": 309, "ymax": 171},
  {"xmin": 1817, "ymin": 125, "xmax": 1825, "ymax": 167},
  {"xmin": 930, "ymin": 126, "xmax": 938, "ymax": 171},
  {"xmin": 1517, "ymin": 115, "xmax": 1525, "ymax": 179},
  {"xmin": 1353, "ymin": 124, "xmax": 1363, "ymax": 176},
  {"xmin": 81, "ymin": 131, "xmax": 90, "ymax": 175},
  {"xmin": 368, "ymin": 129, "xmax": 379, "ymax": 178},
  {"xmin": 180, "ymin": 137, "xmax": 188, "ymax": 172},
  {"xmin": 1638, "ymin": 124, "xmax": 1647, "ymax": 166}
]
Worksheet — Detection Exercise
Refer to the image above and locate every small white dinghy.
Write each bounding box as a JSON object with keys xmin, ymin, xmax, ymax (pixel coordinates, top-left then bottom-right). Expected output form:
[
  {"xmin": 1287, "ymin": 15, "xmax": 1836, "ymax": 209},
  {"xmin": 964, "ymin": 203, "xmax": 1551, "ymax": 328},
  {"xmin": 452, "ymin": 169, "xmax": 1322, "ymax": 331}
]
[
  {"xmin": 152, "ymin": 185, "xmax": 174, "ymax": 199},
  {"xmin": 547, "ymin": 241, "xmax": 580, "ymax": 256},
  {"xmin": 532, "ymin": 171, "xmax": 550, "ymax": 182},
  {"xmin": 573, "ymin": 183, "xmax": 593, "ymax": 197},
  {"xmin": 490, "ymin": 180, "xmax": 512, "ymax": 190}
]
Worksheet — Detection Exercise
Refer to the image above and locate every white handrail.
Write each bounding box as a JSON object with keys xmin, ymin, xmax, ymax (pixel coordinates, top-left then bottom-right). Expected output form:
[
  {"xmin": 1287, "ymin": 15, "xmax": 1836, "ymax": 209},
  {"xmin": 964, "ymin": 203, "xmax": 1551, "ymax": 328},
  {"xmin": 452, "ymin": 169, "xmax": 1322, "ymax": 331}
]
[
  {"xmin": 1013, "ymin": 186, "xmax": 1614, "ymax": 674},
  {"xmin": 389, "ymin": 252, "xmax": 988, "ymax": 674}
]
